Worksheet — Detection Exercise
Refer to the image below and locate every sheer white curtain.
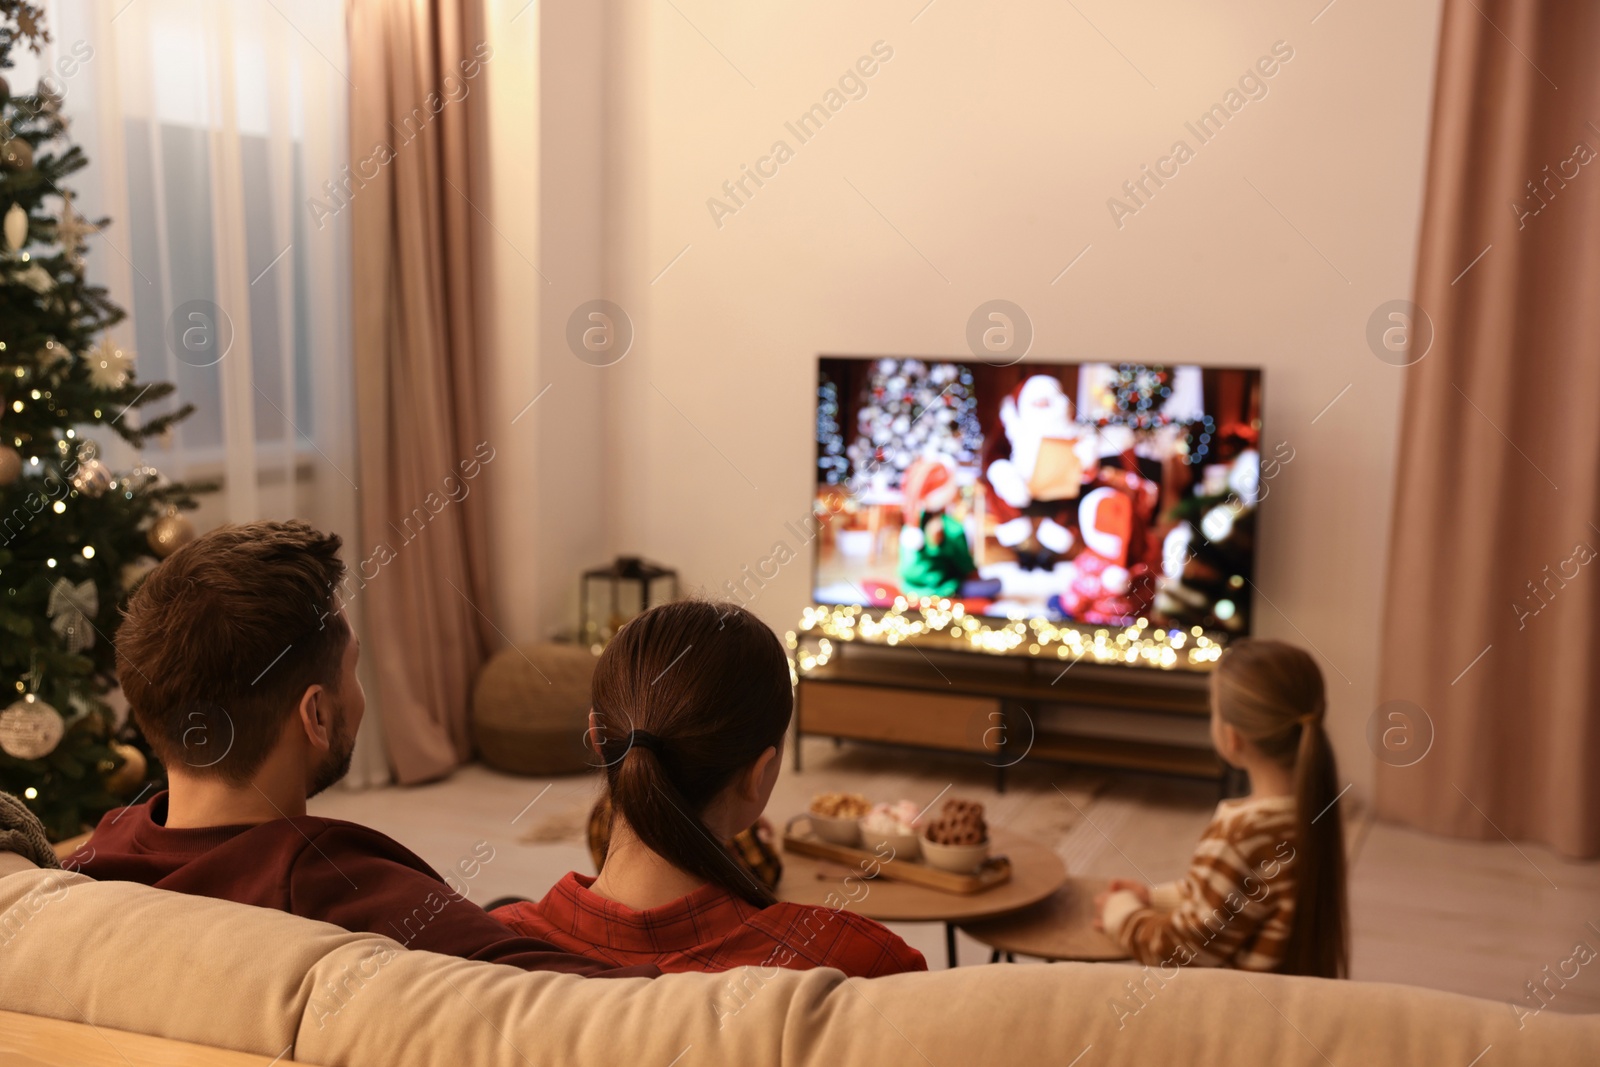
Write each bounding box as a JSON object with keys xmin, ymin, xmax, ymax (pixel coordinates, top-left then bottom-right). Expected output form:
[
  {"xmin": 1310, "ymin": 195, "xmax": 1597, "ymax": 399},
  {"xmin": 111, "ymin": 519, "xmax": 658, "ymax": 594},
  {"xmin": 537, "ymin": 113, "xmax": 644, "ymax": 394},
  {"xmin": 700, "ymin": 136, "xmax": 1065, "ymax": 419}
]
[{"xmin": 32, "ymin": 0, "xmax": 385, "ymax": 786}]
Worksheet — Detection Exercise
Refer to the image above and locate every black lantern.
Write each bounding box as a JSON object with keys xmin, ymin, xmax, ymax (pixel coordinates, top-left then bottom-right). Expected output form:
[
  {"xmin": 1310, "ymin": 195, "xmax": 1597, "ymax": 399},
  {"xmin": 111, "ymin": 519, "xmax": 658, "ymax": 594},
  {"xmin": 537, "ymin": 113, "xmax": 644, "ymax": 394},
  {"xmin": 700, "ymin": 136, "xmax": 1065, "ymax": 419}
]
[{"xmin": 580, "ymin": 557, "xmax": 679, "ymax": 648}]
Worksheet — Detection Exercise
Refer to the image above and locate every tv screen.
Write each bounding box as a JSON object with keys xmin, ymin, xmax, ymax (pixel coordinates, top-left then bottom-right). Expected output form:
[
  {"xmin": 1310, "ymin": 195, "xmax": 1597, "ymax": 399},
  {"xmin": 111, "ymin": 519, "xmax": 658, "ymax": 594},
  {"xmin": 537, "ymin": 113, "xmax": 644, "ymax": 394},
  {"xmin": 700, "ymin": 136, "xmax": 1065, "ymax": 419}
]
[{"xmin": 813, "ymin": 358, "xmax": 1265, "ymax": 638}]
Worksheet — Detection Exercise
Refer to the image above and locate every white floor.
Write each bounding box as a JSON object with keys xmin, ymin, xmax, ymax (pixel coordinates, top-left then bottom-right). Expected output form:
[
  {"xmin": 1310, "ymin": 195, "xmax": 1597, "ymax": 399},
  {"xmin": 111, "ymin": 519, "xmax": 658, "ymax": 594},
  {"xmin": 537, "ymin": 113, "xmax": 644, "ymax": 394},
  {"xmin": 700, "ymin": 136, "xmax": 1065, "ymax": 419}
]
[{"xmin": 309, "ymin": 736, "xmax": 1600, "ymax": 1013}]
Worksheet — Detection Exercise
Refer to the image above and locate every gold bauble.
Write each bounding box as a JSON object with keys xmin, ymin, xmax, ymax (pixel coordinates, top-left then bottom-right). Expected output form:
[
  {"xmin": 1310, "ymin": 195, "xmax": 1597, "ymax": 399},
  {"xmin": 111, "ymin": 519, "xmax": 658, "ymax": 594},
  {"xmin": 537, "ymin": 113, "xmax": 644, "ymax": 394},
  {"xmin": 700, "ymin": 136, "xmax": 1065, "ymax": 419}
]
[
  {"xmin": 104, "ymin": 741, "xmax": 148, "ymax": 795},
  {"xmin": 1, "ymin": 137, "xmax": 34, "ymax": 171},
  {"xmin": 147, "ymin": 511, "xmax": 196, "ymax": 558}
]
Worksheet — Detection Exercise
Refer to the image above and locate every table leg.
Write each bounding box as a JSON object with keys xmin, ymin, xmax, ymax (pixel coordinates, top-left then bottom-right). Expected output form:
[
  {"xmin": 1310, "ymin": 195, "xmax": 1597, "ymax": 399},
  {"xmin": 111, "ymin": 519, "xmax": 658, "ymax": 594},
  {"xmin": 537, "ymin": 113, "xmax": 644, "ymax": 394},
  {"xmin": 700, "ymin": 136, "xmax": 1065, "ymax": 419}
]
[
  {"xmin": 945, "ymin": 923, "xmax": 958, "ymax": 969},
  {"xmin": 989, "ymin": 948, "xmax": 1001, "ymax": 964}
]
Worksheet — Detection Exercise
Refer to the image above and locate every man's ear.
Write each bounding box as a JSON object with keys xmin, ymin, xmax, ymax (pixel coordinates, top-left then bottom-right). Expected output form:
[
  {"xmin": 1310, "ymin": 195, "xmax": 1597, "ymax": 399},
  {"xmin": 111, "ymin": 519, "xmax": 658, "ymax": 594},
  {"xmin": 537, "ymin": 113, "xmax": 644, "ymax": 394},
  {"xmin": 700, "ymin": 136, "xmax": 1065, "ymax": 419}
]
[{"xmin": 297, "ymin": 684, "xmax": 332, "ymax": 752}]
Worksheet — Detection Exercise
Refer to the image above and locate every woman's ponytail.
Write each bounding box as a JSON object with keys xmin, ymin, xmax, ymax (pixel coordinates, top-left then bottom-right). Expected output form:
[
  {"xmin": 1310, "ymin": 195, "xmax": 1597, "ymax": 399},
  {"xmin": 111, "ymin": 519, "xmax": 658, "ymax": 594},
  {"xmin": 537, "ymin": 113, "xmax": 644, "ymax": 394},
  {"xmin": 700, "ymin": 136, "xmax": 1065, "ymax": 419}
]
[
  {"xmin": 591, "ymin": 600, "xmax": 792, "ymax": 908},
  {"xmin": 606, "ymin": 733, "xmax": 777, "ymax": 907}
]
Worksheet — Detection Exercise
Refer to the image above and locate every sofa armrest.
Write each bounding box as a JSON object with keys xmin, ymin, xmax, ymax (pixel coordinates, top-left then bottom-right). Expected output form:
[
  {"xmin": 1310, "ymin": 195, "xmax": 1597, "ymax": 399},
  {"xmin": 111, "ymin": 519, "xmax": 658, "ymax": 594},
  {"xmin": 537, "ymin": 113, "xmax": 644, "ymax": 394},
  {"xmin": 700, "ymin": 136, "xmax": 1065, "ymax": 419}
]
[{"xmin": 0, "ymin": 1009, "xmax": 270, "ymax": 1067}]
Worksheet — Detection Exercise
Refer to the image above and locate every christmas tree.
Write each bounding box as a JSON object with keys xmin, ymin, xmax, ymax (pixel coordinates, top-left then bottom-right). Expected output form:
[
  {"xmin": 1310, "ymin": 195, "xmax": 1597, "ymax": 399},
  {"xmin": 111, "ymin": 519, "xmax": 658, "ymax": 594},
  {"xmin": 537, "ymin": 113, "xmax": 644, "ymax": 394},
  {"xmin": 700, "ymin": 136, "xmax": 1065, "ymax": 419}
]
[
  {"xmin": 0, "ymin": 2, "xmax": 206, "ymax": 840},
  {"xmin": 843, "ymin": 359, "xmax": 981, "ymax": 493}
]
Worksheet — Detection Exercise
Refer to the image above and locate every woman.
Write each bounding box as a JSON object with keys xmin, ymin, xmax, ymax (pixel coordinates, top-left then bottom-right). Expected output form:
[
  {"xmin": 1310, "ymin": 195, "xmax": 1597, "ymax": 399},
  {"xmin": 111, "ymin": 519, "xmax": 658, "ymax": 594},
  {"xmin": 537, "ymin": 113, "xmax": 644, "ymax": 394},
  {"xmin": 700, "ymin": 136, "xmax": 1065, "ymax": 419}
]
[{"xmin": 494, "ymin": 600, "xmax": 925, "ymax": 977}]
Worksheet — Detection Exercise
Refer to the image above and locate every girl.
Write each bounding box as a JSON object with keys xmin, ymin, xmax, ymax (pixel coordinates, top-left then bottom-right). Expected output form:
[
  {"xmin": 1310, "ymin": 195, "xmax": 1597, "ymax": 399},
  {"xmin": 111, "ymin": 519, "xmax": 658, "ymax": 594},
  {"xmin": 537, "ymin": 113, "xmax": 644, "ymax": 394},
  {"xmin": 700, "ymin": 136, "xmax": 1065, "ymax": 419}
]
[
  {"xmin": 1095, "ymin": 639, "xmax": 1348, "ymax": 978},
  {"xmin": 494, "ymin": 600, "xmax": 926, "ymax": 977}
]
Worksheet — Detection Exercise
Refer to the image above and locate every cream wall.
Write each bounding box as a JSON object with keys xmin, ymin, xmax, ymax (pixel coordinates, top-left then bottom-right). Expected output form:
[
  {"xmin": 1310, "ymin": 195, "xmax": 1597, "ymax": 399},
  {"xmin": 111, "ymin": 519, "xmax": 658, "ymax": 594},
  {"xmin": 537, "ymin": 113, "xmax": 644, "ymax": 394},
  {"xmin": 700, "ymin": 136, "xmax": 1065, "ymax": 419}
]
[{"xmin": 505, "ymin": 0, "xmax": 1443, "ymax": 799}]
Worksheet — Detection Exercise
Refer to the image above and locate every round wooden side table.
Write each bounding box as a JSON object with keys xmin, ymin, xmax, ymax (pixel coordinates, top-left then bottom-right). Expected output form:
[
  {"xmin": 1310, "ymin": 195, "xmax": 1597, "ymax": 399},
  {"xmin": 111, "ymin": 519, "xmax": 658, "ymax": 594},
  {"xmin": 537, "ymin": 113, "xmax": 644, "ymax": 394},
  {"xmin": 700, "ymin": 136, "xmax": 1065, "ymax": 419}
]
[
  {"xmin": 957, "ymin": 877, "xmax": 1132, "ymax": 963},
  {"xmin": 775, "ymin": 827, "xmax": 1067, "ymax": 967}
]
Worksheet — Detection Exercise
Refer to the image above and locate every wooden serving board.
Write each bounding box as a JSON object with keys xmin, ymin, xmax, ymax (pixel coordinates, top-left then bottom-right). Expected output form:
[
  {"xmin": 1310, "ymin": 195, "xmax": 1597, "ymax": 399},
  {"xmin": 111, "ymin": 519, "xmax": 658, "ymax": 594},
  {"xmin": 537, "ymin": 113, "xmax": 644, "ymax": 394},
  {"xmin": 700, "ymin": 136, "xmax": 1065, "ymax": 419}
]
[{"xmin": 782, "ymin": 815, "xmax": 1011, "ymax": 895}]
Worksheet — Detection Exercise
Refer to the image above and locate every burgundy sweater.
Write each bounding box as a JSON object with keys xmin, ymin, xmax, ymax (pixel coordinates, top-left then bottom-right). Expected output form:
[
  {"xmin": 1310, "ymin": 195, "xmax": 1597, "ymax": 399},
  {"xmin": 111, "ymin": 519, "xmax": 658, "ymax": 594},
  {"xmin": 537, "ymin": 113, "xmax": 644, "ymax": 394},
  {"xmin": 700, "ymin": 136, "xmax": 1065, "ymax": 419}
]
[{"xmin": 70, "ymin": 792, "xmax": 655, "ymax": 978}]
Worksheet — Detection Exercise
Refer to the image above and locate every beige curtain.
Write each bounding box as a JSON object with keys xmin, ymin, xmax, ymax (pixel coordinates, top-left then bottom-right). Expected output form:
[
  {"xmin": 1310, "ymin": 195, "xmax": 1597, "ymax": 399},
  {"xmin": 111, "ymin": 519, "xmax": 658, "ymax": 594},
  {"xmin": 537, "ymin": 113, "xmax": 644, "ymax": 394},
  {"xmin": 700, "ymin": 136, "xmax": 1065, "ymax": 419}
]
[
  {"xmin": 347, "ymin": 0, "xmax": 495, "ymax": 783},
  {"xmin": 1378, "ymin": 1, "xmax": 1600, "ymax": 856}
]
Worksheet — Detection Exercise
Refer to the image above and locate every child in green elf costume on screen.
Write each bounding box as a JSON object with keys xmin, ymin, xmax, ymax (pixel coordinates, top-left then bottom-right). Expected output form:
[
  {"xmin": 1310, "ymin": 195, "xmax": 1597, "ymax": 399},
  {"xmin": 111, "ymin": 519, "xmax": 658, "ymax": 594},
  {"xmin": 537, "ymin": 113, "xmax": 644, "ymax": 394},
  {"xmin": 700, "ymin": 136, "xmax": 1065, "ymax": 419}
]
[{"xmin": 897, "ymin": 456, "xmax": 1003, "ymax": 600}]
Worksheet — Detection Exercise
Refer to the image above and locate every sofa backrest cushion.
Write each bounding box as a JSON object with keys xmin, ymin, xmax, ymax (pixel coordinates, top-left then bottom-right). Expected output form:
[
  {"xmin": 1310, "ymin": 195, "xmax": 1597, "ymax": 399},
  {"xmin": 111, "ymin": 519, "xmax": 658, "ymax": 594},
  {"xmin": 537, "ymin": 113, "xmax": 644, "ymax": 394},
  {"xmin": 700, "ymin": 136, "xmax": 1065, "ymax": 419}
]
[
  {"xmin": 0, "ymin": 853, "xmax": 36, "ymax": 879},
  {"xmin": 1, "ymin": 868, "xmax": 1595, "ymax": 1066}
]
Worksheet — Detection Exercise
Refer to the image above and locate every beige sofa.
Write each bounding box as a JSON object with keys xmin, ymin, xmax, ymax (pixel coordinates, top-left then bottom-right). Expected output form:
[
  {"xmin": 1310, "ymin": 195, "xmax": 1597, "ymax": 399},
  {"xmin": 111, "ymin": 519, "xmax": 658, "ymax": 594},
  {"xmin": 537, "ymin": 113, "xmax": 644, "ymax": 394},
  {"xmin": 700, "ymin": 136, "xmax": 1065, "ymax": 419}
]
[{"xmin": 1, "ymin": 855, "xmax": 1594, "ymax": 1065}]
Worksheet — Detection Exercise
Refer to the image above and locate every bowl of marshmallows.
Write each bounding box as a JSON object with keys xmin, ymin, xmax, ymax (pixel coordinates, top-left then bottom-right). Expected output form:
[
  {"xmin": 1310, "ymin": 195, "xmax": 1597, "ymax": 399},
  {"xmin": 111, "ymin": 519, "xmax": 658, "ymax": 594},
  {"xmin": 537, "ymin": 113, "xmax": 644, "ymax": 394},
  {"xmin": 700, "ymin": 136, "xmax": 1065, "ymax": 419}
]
[{"xmin": 859, "ymin": 800, "xmax": 923, "ymax": 861}]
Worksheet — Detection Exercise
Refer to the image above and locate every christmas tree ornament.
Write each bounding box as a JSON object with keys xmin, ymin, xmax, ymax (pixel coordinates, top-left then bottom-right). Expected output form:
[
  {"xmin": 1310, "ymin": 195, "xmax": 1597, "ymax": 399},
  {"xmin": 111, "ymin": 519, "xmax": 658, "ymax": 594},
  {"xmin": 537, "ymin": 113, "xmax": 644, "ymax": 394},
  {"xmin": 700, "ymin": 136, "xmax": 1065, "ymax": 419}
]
[
  {"xmin": 47, "ymin": 577, "xmax": 99, "ymax": 653},
  {"xmin": 148, "ymin": 508, "xmax": 196, "ymax": 557},
  {"xmin": 0, "ymin": 445, "xmax": 21, "ymax": 485},
  {"xmin": 0, "ymin": 693, "xmax": 66, "ymax": 760},
  {"xmin": 68, "ymin": 441, "xmax": 111, "ymax": 497},
  {"xmin": 53, "ymin": 190, "xmax": 98, "ymax": 270},
  {"xmin": 16, "ymin": 261, "xmax": 52, "ymax": 293},
  {"xmin": 86, "ymin": 335, "xmax": 133, "ymax": 390},
  {"xmin": 4, "ymin": 201, "xmax": 27, "ymax": 251},
  {"xmin": 35, "ymin": 338, "xmax": 71, "ymax": 371},
  {"xmin": 103, "ymin": 741, "xmax": 148, "ymax": 795},
  {"xmin": 1, "ymin": 137, "xmax": 33, "ymax": 171}
]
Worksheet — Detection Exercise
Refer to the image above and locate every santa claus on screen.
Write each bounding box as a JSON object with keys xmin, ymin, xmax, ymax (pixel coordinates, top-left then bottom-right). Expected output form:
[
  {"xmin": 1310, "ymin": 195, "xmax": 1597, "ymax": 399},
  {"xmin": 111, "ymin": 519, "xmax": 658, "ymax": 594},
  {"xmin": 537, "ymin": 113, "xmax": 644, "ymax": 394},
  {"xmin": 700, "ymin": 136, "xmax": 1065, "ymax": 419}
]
[
  {"xmin": 983, "ymin": 374, "xmax": 1101, "ymax": 570},
  {"xmin": 1052, "ymin": 486, "xmax": 1154, "ymax": 624}
]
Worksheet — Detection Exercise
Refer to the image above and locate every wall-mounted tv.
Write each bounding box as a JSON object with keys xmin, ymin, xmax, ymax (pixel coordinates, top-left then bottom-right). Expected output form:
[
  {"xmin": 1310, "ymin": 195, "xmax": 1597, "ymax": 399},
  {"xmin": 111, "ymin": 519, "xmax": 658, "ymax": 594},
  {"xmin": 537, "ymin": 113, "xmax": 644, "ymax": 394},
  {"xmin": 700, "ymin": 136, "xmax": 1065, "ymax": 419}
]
[{"xmin": 813, "ymin": 358, "xmax": 1265, "ymax": 639}]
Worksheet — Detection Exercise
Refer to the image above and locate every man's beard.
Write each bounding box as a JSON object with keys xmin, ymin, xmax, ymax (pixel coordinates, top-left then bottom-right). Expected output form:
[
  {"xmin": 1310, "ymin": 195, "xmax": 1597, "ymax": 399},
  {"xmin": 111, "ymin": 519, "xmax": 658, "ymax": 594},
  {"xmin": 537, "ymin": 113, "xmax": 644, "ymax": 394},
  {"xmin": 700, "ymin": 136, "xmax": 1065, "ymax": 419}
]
[{"xmin": 307, "ymin": 702, "xmax": 355, "ymax": 798}]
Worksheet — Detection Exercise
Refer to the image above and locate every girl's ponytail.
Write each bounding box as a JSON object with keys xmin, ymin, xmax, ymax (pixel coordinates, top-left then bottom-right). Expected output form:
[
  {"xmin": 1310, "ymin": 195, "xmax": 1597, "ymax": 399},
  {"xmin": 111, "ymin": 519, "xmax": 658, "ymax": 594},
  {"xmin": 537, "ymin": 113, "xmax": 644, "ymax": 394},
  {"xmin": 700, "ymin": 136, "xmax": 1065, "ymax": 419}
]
[
  {"xmin": 592, "ymin": 600, "xmax": 792, "ymax": 908},
  {"xmin": 1283, "ymin": 709, "xmax": 1348, "ymax": 978},
  {"xmin": 1213, "ymin": 639, "xmax": 1349, "ymax": 979}
]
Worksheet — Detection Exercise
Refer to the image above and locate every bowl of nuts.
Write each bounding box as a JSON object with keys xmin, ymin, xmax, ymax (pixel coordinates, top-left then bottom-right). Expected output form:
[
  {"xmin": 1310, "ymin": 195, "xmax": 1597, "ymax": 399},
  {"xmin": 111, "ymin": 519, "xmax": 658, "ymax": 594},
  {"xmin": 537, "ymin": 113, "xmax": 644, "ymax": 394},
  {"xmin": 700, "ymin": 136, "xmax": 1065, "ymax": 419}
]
[
  {"xmin": 808, "ymin": 792, "xmax": 871, "ymax": 846},
  {"xmin": 920, "ymin": 798, "xmax": 990, "ymax": 873}
]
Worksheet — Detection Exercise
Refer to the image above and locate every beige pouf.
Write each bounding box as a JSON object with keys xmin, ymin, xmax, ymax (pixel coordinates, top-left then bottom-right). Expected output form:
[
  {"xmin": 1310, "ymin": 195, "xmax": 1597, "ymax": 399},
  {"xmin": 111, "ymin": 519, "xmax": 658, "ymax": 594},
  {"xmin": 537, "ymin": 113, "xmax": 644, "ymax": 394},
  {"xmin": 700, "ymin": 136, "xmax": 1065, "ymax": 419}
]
[{"xmin": 471, "ymin": 642, "xmax": 599, "ymax": 775}]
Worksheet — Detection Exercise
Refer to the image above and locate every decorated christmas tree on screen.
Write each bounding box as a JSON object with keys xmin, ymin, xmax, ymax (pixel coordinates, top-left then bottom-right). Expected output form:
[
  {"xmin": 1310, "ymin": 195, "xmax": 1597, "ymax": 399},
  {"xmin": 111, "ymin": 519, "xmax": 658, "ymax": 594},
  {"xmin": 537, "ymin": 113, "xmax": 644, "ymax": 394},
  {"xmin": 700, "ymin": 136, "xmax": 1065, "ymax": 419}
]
[{"xmin": 0, "ymin": 3, "xmax": 206, "ymax": 840}]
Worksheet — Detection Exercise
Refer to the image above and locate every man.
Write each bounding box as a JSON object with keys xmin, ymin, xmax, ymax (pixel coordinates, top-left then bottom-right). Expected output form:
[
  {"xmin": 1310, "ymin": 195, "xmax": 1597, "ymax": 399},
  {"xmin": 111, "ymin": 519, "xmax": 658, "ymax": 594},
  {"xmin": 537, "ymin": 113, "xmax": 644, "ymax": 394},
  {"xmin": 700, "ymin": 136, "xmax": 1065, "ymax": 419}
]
[{"xmin": 70, "ymin": 520, "xmax": 651, "ymax": 978}]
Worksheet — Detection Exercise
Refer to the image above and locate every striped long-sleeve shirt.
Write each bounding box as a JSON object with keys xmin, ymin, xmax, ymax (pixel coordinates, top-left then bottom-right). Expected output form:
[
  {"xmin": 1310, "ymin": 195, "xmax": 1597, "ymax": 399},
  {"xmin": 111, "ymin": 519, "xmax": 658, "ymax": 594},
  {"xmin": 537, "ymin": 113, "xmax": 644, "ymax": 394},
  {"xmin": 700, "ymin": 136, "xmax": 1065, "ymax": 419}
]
[{"xmin": 1100, "ymin": 794, "xmax": 1298, "ymax": 972}]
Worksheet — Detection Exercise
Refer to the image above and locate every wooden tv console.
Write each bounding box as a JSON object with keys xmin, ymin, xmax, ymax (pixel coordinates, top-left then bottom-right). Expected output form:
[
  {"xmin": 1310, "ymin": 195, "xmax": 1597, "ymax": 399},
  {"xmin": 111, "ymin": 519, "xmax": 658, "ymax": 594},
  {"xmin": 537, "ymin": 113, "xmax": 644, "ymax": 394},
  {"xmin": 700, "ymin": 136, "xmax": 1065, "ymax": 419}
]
[{"xmin": 793, "ymin": 643, "xmax": 1230, "ymax": 793}]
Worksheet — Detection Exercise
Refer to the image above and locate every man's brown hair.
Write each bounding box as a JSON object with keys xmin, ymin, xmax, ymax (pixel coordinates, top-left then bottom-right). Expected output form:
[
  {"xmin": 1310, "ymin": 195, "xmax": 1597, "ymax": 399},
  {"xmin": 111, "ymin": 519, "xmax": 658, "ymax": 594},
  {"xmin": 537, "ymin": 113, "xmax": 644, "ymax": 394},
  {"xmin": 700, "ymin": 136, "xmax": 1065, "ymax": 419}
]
[{"xmin": 116, "ymin": 520, "xmax": 349, "ymax": 783}]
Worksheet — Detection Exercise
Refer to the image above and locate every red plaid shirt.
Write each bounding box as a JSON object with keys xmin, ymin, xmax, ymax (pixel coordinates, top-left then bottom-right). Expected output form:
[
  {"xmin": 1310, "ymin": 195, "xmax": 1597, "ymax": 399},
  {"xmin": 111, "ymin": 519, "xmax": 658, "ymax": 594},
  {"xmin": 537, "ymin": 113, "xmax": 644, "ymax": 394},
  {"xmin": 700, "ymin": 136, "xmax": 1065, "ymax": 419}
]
[{"xmin": 493, "ymin": 873, "xmax": 926, "ymax": 977}]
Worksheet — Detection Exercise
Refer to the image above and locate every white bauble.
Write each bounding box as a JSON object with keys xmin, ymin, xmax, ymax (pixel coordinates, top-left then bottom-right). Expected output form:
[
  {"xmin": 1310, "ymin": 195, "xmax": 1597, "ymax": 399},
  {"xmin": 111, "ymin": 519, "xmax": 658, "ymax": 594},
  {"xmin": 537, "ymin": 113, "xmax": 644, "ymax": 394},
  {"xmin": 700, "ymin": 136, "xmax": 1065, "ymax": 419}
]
[
  {"xmin": 4, "ymin": 202, "xmax": 27, "ymax": 251},
  {"xmin": 0, "ymin": 694, "xmax": 65, "ymax": 760}
]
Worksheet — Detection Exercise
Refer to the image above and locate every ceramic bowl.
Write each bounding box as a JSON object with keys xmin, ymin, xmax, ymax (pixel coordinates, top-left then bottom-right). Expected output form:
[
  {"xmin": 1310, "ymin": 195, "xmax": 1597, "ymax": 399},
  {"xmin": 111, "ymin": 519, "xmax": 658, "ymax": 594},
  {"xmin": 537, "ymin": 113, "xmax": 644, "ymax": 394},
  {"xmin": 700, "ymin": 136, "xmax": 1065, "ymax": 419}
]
[
  {"xmin": 808, "ymin": 811, "xmax": 864, "ymax": 846},
  {"xmin": 859, "ymin": 823, "xmax": 921, "ymax": 861},
  {"xmin": 920, "ymin": 836, "xmax": 990, "ymax": 873}
]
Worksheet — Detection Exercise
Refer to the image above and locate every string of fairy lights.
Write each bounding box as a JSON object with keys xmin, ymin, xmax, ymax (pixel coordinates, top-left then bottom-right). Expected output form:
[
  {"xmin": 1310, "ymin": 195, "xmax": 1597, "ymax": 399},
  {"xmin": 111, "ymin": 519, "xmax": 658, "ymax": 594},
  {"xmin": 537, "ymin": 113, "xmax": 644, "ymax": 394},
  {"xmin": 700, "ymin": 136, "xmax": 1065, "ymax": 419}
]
[{"xmin": 787, "ymin": 599, "xmax": 1225, "ymax": 677}]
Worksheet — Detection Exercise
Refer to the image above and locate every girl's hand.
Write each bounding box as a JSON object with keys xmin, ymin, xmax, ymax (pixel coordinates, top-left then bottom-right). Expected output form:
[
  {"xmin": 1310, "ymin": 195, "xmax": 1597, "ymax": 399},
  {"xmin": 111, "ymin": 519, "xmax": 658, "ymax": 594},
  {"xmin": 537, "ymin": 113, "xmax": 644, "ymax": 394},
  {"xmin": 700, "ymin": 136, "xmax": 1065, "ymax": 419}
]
[
  {"xmin": 1094, "ymin": 879, "xmax": 1152, "ymax": 930},
  {"xmin": 1106, "ymin": 878, "xmax": 1152, "ymax": 906}
]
